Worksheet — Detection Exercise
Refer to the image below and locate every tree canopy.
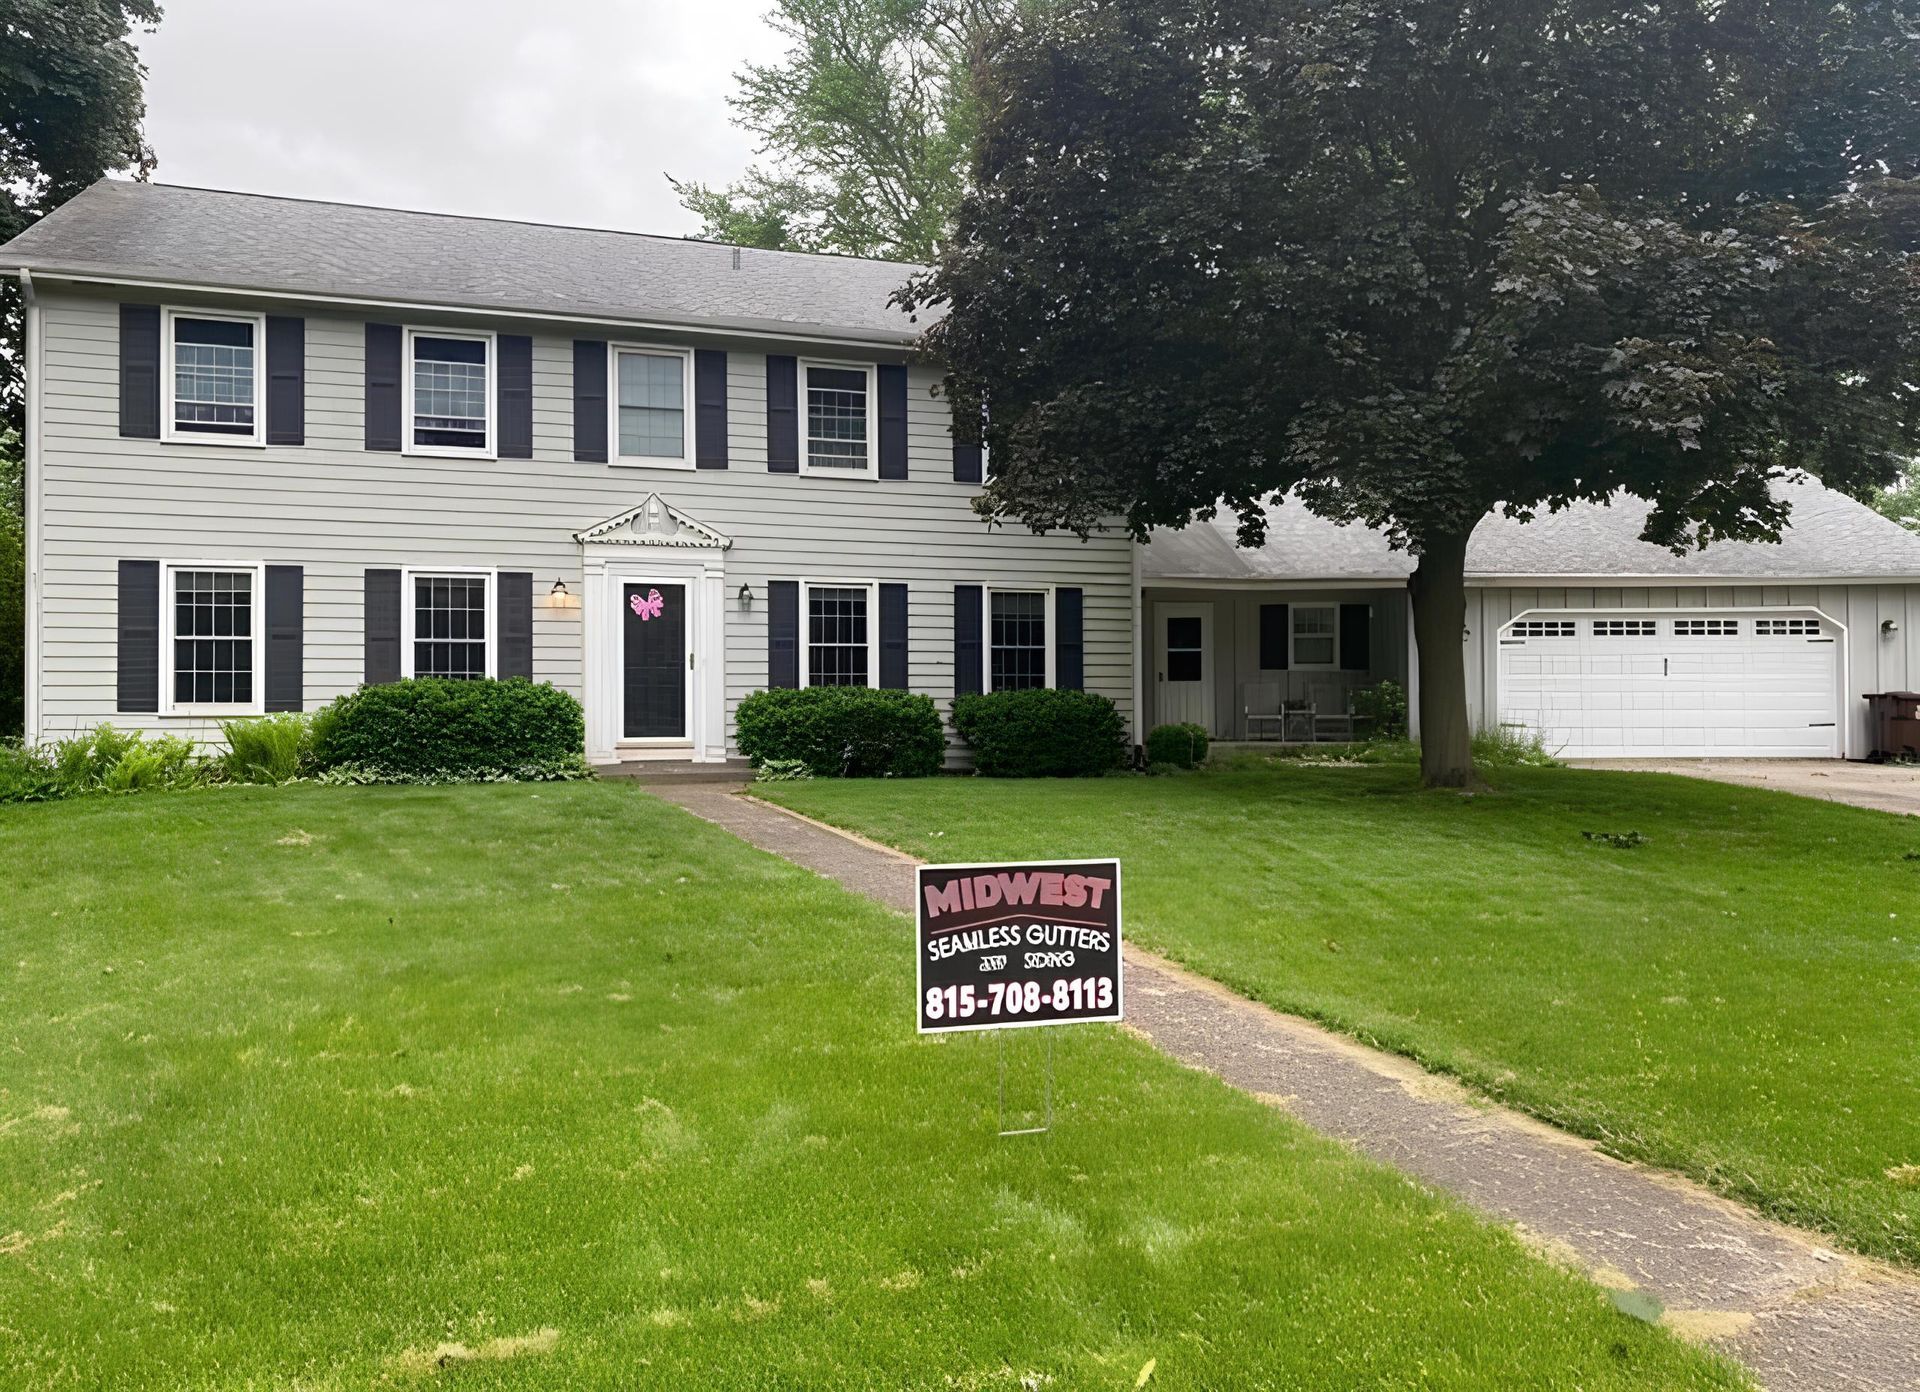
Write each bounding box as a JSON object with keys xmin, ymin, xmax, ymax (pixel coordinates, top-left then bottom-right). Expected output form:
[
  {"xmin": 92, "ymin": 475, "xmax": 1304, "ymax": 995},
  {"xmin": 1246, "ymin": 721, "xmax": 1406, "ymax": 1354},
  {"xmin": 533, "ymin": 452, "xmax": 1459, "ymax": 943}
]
[
  {"xmin": 674, "ymin": 0, "xmax": 1008, "ymax": 261},
  {"xmin": 906, "ymin": 0, "xmax": 1920, "ymax": 783}
]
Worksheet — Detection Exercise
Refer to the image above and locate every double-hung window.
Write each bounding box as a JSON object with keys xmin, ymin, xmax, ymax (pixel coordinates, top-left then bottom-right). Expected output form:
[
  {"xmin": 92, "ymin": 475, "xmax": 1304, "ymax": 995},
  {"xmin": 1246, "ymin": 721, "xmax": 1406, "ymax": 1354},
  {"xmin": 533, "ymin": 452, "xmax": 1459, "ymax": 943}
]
[
  {"xmin": 1291, "ymin": 605, "xmax": 1337, "ymax": 667},
  {"xmin": 988, "ymin": 589, "xmax": 1050, "ymax": 691},
  {"xmin": 803, "ymin": 581, "xmax": 875, "ymax": 687},
  {"xmin": 166, "ymin": 564, "xmax": 261, "ymax": 711},
  {"xmin": 614, "ymin": 346, "xmax": 692, "ymax": 466},
  {"xmin": 406, "ymin": 571, "xmax": 493, "ymax": 679},
  {"xmin": 406, "ymin": 329, "xmax": 494, "ymax": 456},
  {"xmin": 164, "ymin": 309, "xmax": 265, "ymax": 445},
  {"xmin": 802, "ymin": 361, "xmax": 876, "ymax": 475}
]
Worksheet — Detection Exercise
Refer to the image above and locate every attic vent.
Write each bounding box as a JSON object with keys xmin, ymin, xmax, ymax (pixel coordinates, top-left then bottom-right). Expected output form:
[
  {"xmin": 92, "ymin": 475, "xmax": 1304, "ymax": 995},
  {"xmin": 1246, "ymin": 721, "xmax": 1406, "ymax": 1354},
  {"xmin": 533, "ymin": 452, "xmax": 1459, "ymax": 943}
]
[{"xmin": 732, "ymin": 248, "xmax": 742, "ymax": 271}]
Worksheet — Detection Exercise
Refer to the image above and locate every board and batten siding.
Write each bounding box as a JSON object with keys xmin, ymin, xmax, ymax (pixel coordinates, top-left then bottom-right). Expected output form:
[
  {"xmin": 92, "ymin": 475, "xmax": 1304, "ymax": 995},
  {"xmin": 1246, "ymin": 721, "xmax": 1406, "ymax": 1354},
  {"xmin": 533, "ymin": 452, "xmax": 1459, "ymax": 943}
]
[
  {"xmin": 30, "ymin": 288, "xmax": 1135, "ymax": 751},
  {"xmin": 1463, "ymin": 584, "xmax": 1920, "ymax": 757}
]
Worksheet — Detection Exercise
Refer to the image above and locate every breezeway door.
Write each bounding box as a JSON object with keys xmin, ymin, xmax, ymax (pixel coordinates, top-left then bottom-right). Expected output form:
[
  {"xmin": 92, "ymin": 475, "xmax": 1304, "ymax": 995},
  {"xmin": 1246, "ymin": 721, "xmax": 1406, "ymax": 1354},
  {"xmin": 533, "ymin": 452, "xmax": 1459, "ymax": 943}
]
[
  {"xmin": 1496, "ymin": 611, "xmax": 1842, "ymax": 758},
  {"xmin": 1156, "ymin": 603, "xmax": 1213, "ymax": 732}
]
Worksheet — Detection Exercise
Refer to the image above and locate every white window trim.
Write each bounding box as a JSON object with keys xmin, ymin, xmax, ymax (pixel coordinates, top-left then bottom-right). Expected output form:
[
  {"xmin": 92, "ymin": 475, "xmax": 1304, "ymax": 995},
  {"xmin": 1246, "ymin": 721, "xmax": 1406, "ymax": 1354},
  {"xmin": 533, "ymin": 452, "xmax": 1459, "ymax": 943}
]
[
  {"xmin": 607, "ymin": 342, "xmax": 696, "ymax": 470},
  {"xmin": 403, "ymin": 327, "xmax": 497, "ymax": 459},
  {"xmin": 799, "ymin": 358, "xmax": 878, "ymax": 478},
  {"xmin": 160, "ymin": 561, "xmax": 266, "ymax": 716},
  {"xmin": 983, "ymin": 584, "xmax": 1054, "ymax": 692},
  {"xmin": 1290, "ymin": 603, "xmax": 1340, "ymax": 670},
  {"xmin": 401, "ymin": 567, "xmax": 498, "ymax": 680},
  {"xmin": 160, "ymin": 307, "xmax": 267, "ymax": 447},
  {"xmin": 799, "ymin": 579, "xmax": 879, "ymax": 689}
]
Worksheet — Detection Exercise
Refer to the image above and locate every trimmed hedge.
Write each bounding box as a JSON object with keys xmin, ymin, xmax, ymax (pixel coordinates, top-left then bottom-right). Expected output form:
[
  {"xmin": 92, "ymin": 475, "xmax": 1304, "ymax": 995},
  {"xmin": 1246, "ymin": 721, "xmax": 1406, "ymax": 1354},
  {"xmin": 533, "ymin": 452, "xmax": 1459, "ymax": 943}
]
[
  {"xmin": 311, "ymin": 678, "xmax": 584, "ymax": 777},
  {"xmin": 951, "ymin": 689, "xmax": 1127, "ymax": 777},
  {"xmin": 1146, "ymin": 721, "xmax": 1210, "ymax": 769},
  {"xmin": 735, "ymin": 687, "xmax": 945, "ymax": 778}
]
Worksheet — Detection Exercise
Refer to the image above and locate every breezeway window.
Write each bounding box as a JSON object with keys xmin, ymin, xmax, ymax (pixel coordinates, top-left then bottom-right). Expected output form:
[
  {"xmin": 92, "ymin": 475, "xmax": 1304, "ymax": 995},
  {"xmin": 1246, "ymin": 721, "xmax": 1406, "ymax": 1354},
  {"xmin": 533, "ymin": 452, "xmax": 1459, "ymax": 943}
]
[
  {"xmin": 803, "ymin": 362, "xmax": 875, "ymax": 473},
  {"xmin": 805, "ymin": 584, "xmax": 872, "ymax": 685},
  {"xmin": 166, "ymin": 311, "xmax": 263, "ymax": 443},
  {"xmin": 169, "ymin": 567, "xmax": 258, "ymax": 708},
  {"xmin": 407, "ymin": 331, "xmax": 492, "ymax": 454},
  {"xmin": 1291, "ymin": 605, "xmax": 1337, "ymax": 667},
  {"xmin": 989, "ymin": 590, "xmax": 1048, "ymax": 691},
  {"xmin": 615, "ymin": 348, "xmax": 690, "ymax": 464},
  {"xmin": 409, "ymin": 573, "xmax": 491, "ymax": 679}
]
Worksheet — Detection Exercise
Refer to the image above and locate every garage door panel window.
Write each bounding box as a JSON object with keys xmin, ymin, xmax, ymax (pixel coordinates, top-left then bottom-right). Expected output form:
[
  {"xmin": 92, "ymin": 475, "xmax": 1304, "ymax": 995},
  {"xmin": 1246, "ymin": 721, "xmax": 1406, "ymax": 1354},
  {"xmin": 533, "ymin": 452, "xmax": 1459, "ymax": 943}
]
[
  {"xmin": 1593, "ymin": 619, "xmax": 1657, "ymax": 637},
  {"xmin": 1674, "ymin": 619, "xmax": 1740, "ymax": 636},
  {"xmin": 1510, "ymin": 620, "xmax": 1576, "ymax": 638},
  {"xmin": 1755, "ymin": 618, "xmax": 1822, "ymax": 636}
]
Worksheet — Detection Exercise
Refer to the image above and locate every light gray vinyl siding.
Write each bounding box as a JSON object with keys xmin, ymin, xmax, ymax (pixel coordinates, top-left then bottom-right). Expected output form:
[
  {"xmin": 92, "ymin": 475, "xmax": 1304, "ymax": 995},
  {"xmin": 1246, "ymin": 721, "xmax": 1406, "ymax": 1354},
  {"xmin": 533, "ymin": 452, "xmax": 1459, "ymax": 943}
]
[
  {"xmin": 1463, "ymin": 584, "xmax": 1920, "ymax": 756},
  {"xmin": 31, "ymin": 288, "xmax": 1135, "ymax": 751}
]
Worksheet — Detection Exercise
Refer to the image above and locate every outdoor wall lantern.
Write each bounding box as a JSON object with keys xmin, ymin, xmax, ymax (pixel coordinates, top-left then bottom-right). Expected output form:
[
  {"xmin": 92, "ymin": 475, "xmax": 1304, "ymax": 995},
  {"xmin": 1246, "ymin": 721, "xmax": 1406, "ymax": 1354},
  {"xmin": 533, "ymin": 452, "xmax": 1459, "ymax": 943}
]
[
  {"xmin": 546, "ymin": 579, "xmax": 580, "ymax": 612},
  {"xmin": 1885, "ymin": 618, "xmax": 1902, "ymax": 637},
  {"xmin": 738, "ymin": 582, "xmax": 754, "ymax": 611}
]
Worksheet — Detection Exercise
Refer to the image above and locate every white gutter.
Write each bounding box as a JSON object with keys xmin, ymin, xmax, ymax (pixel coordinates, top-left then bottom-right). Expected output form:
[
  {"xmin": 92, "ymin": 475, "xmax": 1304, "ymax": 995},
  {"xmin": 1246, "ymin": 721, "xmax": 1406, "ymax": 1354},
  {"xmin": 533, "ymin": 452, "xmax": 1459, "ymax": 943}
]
[
  {"xmin": 7, "ymin": 267, "xmax": 922, "ymax": 354},
  {"xmin": 19, "ymin": 268, "xmax": 41, "ymax": 745}
]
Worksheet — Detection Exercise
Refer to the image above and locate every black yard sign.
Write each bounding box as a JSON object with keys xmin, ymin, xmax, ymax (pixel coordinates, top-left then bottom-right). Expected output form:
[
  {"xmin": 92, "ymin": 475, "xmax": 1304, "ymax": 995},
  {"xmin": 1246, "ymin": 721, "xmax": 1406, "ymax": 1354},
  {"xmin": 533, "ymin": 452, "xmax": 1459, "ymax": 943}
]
[{"xmin": 916, "ymin": 859, "xmax": 1123, "ymax": 1034}]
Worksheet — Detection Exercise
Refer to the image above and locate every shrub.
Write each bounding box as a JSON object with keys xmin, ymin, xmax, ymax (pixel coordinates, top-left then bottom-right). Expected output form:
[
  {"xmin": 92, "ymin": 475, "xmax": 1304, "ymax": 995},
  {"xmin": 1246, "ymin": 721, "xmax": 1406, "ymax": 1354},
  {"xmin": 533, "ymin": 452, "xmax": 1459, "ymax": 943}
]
[
  {"xmin": 220, "ymin": 712, "xmax": 314, "ymax": 784},
  {"xmin": 51, "ymin": 723, "xmax": 145, "ymax": 790},
  {"xmin": 310, "ymin": 678, "xmax": 584, "ymax": 777},
  {"xmin": 1352, "ymin": 680, "xmax": 1409, "ymax": 741},
  {"xmin": 1, "ymin": 725, "xmax": 214, "ymax": 802},
  {"xmin": 735, "ymin": 687, "xmax": 944, "ymax": 778},
  {"xmin": 0, "ymin": 741, "xmax": 61, "ymax": 803},
  {"xmin": 1146, "ymin": 722, "xmax": 1210, "ymax": 770},
  {"xmin": 951, "ymin": 689, "xmax": 1127, "ymax": 777},
  {"xmin": 97, "ymin": 735, "xmax": 201, "ymax": 792}
]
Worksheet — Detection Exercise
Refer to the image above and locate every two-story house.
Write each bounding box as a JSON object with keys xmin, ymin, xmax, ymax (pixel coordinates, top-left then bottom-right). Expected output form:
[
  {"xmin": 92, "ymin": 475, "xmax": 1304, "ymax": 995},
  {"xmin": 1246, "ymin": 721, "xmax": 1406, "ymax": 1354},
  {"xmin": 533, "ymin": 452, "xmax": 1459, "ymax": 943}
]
[{"xmin": 3, "ymin": 181, "xmax": 1137, "ymax": 764}]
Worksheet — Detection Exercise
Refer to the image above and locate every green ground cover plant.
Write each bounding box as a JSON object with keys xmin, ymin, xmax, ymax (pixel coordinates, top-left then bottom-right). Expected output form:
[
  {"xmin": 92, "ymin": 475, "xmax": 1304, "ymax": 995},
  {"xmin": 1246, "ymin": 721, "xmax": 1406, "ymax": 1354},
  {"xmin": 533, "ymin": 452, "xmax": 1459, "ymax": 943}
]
[
  {"xmin": 0, "ymin": 782, "xmax": 1740, "ymax": 1389},
  {"xmin": 764, "ymin": 763, "xmax": 1920, "ymax": 1266}
]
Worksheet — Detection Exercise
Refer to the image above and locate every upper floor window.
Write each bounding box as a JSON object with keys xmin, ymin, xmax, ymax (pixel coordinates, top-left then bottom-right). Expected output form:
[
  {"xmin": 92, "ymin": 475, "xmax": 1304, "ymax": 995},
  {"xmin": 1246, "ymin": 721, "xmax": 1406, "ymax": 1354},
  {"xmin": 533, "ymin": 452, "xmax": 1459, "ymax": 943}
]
[
  {"xmin": 406, "ymin": 329, "xmax": 493, "ymax": 456},
  {"xmin": 803, "ymin": 361, "xmax": 875, "ymax": 474},
  {"xmin": 804, "ymin": 582, "xmax": 874, "ymax": 686},
  {"xmin": 166, "ymin": 564, "xmax": 260, "ymax": 712},
  {"xmin": 406, "ymin": 571, "xmax": 492, "ymax": 679},
  {"xmin": 164, "ymin": 310, "xmax": 264, "ymax": 445},
  {"xmin": 1291, "ymin": 605, "xmax": 1337, "ymax": 667},
  {"xmin": 989, "ymin": 589, "xmax": 1049, "ymax": 691},
  {"xmin": 615, "ymin": 347, "xmax": 692, "ymax": 467}
]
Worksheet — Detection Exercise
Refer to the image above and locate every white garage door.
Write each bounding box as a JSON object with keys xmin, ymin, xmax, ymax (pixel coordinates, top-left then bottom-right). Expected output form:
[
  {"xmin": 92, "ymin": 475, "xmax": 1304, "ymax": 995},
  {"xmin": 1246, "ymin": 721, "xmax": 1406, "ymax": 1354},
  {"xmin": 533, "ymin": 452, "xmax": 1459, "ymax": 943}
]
[{"xmin": 1496, "ymin": 611, "xmax": 1841, "ymax": 758}]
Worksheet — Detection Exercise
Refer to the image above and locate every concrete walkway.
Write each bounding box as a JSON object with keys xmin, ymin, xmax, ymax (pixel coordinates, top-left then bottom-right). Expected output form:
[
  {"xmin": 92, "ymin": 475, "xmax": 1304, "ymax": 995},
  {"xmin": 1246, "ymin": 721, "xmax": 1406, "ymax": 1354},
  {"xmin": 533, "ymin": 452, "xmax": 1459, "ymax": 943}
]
[
  {"xmin": 652, "ymin": 781, "xmax": 1920, "ymax": 1392},
  {"xmin": 1570, "ymin": 758, "xmax": 1920, "ymax": 817}
]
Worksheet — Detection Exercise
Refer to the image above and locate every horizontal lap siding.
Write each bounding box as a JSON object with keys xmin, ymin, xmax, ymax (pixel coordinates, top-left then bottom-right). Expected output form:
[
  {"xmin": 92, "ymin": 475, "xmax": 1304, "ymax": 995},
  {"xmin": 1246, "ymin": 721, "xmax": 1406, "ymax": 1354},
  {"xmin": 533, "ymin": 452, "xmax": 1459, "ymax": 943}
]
[{"xmin": 34, "ymin": 291, "xmax": 1133, "ymax": 750}]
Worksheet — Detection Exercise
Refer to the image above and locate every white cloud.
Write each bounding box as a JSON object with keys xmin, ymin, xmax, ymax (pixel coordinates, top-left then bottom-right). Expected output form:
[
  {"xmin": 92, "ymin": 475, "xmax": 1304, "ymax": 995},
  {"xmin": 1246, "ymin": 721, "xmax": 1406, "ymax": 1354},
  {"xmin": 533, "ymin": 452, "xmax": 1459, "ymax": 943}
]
[{"xmin": 133, "ymin": 0, "xmax": 788, "ymax": 233}]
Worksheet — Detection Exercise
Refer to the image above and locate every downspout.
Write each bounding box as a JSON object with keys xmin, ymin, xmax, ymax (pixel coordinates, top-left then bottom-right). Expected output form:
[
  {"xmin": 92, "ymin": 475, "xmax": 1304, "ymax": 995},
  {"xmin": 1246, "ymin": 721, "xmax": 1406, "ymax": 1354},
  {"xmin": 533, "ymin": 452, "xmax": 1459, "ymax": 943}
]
[{"xmin": 17, "ymin": 268, "xmax": 40, "ymax": 745}]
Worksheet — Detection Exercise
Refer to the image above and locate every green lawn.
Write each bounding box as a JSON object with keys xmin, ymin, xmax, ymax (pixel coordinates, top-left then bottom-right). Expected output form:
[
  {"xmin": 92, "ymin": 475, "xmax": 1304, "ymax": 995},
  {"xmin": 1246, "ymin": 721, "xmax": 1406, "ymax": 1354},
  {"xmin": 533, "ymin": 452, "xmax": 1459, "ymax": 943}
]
[
  {"xmin": 763, "ymin": 763, "xmax": 1920, "ymax": 1268},
  {"xmin": 0, "ymin": 784, "xmax": 1739, "ymax": 1389}
]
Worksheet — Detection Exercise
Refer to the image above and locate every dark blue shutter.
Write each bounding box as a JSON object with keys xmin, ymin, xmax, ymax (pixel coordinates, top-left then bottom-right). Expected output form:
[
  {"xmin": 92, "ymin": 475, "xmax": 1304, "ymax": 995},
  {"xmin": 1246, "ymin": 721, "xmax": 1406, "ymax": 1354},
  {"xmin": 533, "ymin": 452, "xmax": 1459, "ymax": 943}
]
[
  {"xmin": 119, "ymin": 305, "xmax": 161, "ymax": 439},
  {"xmin": 879, "ymin": 584, "xmax": 909, "ymax": 689},
  {"xmin": 878, "ymin": 364, "xmax": 908, "ymax": 479},
  {"xmin": 497, "ymin": 334, "xmax": 533, "ymax": 459},
  {"xmin": 695, "ymin": 349, "xmax": 729, "ymax": 469},
  {"xmin": 1340, "ymin": 603, "xmax": 1372, "ymax": 672},
  {"xmin": 265, "ymin": 316, "xmax": 305, "ymax": 446},
  {"xmin": 116, "ymin": 560, "xmax": 160, "ymax": 712},
  {"xmin": 263, "ymin": 565, "xmax": 304, "ymax": 711},
  {"xmin": 1260, "ymin": 604, "xmax": 1290, "ymax": 670},
  {"xmin": 954, "ymin": 585, "xmax": 983, "ymax": 697},
  {"xmin": 573, "ymin": 340, "xmax": 608, "ymax": 462},
  {"xmin": 766, "ymin": 355, "xmax": 799, "ymax": 472},
  {"xmin": 498, "ymin": 572, "xmax": 533, "ymax": 677},
  {"xmin": 364, "ymin": 569, "xmax": 402, "ymax": 684},
  {"xmin": 364, "ymin": 323, "xmax": 402, "ymax": 451},
  {"xmin": 1055, "ymin": 588, "xmax": 1084, "ymax": 691},
  {"xmin": 953, "ymin": 438, "xmax": 982, "ymax": 484},
  {"xmin": 768, "ymin": 581, "xmax": 799, "ymax": 688}
]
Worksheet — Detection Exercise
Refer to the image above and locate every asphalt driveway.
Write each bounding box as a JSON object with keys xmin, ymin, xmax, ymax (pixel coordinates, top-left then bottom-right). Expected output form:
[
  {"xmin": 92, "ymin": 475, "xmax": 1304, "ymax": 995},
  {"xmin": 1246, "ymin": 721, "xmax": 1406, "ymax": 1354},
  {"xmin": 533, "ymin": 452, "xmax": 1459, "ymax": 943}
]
[{"xmin": 1571, "ymin": 758, "xmax": 1920, "ymax": 816}]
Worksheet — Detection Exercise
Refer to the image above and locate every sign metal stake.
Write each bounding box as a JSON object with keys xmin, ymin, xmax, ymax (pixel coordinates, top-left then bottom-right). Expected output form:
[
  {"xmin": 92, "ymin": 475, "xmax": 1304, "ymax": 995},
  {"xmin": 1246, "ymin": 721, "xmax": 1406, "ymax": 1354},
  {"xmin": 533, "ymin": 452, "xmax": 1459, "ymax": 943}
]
[{"xmin": 997, "ymin": 1028, "xmax": 1054, "ymax": 1138}]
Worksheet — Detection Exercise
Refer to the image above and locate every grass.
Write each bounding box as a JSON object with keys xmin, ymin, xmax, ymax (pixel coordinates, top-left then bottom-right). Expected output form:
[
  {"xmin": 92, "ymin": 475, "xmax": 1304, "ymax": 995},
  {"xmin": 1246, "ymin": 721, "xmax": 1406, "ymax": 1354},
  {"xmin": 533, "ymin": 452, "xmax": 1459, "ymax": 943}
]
[
  {"xmin": 762, "ymin": 763, "xmax": 1920, "ymax": 1267},
  {"xmin": 0, "ymin": 783, "xmax": 1743, "ymax": 1390}
]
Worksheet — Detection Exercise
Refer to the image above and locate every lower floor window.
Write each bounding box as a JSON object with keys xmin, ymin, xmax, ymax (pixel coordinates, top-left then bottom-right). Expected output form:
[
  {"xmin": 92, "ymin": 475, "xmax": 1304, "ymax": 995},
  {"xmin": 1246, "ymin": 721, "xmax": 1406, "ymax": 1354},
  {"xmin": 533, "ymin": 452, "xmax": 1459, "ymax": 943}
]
[
  {"xmin": 807, "ymin": 584, "xmax": 869, "ymax": 686},
  {"xmin": 412, "ymin": 573, "xmax": 489, "ymax": 679},
  {"xmin": 1292, "ymin": 605, "xmax": 1337, "ymax": 666},
  {"xmin": 172, "ymin": 568, "xmax": 255, "ymax": 706},
  {"xmin": 990, "ymin": 589, "xmax": 1048, "ymax": 691}
]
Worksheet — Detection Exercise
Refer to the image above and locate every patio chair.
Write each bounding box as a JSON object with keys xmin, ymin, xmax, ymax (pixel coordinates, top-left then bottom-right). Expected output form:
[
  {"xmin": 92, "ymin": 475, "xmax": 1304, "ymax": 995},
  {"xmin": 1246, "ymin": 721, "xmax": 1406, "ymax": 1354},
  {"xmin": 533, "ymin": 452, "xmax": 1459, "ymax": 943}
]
[
  {"xmin": 1304, "ymin": 676, "xmax": 1355, "ymax": 742},
  {"xmin": 1243, "ymin": 681, "xmax": 1284, "ymax": 741}
]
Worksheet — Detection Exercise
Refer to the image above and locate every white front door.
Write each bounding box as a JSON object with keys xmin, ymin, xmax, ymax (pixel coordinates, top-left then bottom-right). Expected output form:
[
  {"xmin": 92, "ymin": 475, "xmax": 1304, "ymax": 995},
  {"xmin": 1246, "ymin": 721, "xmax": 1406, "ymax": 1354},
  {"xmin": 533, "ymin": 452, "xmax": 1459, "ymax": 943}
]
[
  {"xmin": 1496, "ymin": 610, "xmax": 1842, "ymax": 758},
  {"xmin": 1156, "ymin": 603, "xmax": 1214, "ymax": 731}
]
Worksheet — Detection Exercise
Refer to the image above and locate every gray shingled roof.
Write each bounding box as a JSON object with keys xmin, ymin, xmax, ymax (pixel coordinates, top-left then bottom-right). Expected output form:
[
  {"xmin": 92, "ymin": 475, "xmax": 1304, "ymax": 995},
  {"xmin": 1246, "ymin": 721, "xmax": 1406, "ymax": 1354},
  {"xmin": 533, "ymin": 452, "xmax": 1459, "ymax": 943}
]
[
  {"xmin": 0, "ymin": 180, "xmax": 926, "ymax": 344},
  {"xmin": 1143, "ymin": 478, "xmax": 1920, "ymax": 582}
]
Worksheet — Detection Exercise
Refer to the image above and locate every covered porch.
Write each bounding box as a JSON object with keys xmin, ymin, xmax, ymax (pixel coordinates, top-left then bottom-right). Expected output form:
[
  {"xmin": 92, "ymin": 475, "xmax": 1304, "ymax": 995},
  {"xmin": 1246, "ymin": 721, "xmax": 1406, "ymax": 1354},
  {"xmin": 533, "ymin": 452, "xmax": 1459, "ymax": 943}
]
[{"xmin": 1139, "ymin": 585, "xmax": 1411, "ymax": 741}]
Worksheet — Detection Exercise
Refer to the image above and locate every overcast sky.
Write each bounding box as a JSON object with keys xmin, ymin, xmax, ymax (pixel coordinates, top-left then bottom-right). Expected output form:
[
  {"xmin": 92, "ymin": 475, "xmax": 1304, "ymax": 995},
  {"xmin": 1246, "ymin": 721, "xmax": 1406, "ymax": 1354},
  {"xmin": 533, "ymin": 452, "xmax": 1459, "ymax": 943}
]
[{"xmin": 132, "ymin": 0, "xmax": 788, "ymax": 235}]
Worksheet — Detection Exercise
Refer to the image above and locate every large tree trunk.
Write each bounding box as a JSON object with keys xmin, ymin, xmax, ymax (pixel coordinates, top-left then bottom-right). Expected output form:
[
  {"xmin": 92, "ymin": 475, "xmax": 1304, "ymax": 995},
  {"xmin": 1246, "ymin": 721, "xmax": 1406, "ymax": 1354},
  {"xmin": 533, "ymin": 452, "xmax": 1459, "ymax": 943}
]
[{"xmin": 1409, "ymin": 530, "xmax": 1474, "ymax": 788}]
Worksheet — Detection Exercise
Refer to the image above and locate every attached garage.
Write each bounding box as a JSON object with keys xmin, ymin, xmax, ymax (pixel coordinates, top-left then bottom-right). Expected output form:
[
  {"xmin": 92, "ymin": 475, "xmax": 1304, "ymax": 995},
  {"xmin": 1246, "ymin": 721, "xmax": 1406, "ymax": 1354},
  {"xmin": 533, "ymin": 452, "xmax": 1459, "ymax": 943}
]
[{"xmin": 1495, "ymin": 610, "xmax": 1842, "ymax": 759}]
